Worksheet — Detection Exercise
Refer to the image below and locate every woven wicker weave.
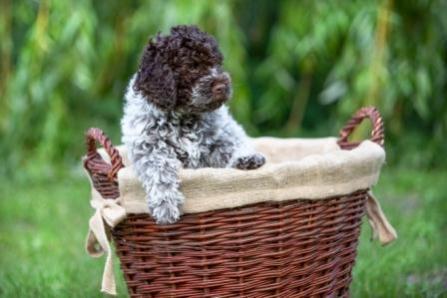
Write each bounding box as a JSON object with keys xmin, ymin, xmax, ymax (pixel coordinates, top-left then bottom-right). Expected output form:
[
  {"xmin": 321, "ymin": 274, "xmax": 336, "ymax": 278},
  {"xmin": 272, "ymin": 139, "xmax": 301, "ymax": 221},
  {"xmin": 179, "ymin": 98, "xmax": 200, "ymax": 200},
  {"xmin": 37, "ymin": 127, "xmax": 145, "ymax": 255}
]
[{"xmin": 84, "ymin": 107, "xmax": 384, "ymax": 297}]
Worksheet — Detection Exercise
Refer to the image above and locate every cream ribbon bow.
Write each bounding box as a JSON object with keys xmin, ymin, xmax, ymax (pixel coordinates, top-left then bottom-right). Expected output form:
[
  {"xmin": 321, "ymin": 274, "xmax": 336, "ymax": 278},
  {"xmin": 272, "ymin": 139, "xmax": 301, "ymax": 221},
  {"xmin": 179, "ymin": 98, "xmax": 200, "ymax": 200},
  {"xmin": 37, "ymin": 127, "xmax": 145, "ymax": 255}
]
[
  {"xmin": 85, "ymin": 197, "xmax": 126, "ymax": 296},
  {"xmin": 366, "ymin": 191, "xmax": 397, "ymax": 245}
]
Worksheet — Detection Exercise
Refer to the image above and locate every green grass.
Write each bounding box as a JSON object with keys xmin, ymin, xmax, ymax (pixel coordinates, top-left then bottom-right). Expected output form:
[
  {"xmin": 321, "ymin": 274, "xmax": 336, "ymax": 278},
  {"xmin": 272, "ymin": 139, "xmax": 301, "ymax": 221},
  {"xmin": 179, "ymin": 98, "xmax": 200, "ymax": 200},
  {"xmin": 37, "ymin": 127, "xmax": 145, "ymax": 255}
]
[
  {"xmin": 351, "ymin": 168, "xmax": 447, "ymax": 297},
  {"xmin": 0, "ymin": 167, "xmax": 446, "ymax": 297},
  {"xmin": 0, "ymin": 171, "xmax": 127, "ymax": 298}
]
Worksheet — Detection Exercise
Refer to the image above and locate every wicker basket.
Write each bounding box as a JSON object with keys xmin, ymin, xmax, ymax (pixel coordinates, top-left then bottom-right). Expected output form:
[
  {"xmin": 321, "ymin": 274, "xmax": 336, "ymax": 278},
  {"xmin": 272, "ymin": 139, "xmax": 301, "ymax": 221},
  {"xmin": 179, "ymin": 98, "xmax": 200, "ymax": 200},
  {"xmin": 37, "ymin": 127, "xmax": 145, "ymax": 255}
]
[{"xmin": 84, "ymin": 107, "xmax": 385, "ymax": 297}]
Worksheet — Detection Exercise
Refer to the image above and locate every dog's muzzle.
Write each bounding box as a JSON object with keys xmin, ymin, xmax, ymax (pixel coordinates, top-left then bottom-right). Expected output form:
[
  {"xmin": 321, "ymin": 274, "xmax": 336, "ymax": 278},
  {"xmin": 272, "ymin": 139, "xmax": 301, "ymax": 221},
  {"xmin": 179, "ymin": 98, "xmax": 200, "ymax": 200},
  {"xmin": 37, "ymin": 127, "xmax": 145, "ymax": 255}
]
[
  {"xmin": 211, "ymin": 73, "xmax": 231, "ymax": 102},
  {"xmin": 190, "ymin": 70, "xmax": 232, "ymax": 111}
]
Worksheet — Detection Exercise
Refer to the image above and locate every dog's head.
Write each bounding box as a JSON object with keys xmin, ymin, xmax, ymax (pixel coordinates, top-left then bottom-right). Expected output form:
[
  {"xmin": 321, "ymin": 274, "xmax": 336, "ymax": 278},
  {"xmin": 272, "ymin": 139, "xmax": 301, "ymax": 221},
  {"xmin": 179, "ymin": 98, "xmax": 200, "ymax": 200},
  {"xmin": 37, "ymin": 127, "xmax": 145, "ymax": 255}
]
[{"xmin": 134, "ymin": 25, "xmax": 232, "ymax": 113}]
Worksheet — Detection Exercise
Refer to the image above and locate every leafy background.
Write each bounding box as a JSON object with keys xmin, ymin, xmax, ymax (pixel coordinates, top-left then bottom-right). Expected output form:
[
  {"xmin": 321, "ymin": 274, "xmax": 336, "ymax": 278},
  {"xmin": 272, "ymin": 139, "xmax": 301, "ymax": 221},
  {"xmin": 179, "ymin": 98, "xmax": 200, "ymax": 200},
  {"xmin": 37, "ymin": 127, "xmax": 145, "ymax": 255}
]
[{"xmin": 1, "ymin": 0, "xmax": 446, "ymax": 297}]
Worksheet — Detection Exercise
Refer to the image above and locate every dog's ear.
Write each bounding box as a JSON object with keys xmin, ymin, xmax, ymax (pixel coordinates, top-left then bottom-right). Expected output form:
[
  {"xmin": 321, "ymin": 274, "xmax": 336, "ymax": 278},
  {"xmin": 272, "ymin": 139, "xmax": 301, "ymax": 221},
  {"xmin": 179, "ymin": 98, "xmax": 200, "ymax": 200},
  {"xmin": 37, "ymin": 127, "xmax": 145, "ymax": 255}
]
[{"xmin": 134, "ymin": 41, "xmax": 177, "ymax": 110}]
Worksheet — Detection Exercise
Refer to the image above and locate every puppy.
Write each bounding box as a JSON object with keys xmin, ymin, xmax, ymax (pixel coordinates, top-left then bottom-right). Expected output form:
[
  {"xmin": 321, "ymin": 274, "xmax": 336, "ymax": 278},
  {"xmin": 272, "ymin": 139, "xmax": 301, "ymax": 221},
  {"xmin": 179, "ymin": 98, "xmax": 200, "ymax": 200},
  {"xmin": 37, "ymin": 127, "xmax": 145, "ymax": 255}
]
[{"xmin": 121, "ymin": 25, "xmax": 265, "ymax": 224}]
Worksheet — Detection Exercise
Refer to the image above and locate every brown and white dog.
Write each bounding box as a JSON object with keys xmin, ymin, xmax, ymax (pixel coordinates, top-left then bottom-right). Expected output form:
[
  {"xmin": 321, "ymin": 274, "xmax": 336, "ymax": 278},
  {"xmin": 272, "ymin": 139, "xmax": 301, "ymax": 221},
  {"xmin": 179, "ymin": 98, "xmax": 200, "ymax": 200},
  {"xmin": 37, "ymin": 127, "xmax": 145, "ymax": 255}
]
[{"xmin": 121, "ymin": 25, "xmax": 265, "ymax": 224}]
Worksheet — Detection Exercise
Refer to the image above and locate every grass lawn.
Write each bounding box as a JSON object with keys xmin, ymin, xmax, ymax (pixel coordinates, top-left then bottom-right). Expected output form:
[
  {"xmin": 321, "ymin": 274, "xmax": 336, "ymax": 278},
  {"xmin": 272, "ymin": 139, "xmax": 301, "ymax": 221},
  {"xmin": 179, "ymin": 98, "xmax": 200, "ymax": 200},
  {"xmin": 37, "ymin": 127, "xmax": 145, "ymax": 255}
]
[{"xmin": 0, "ymin": 167, "xmax": 446, "ymax": 297}]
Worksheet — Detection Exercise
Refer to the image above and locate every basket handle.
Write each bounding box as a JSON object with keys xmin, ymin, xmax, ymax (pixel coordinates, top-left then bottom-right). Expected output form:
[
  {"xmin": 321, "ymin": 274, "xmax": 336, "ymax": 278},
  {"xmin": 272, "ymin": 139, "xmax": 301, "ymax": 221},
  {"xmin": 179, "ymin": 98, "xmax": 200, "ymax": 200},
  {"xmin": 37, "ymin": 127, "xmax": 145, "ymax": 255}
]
[
  {"xmin": 84, "ymin": 128, "xmax": 124, "ymax": 183},
  {"xmin": 338, "ymin": 106, "xmax": 384, "ymax": 149}
]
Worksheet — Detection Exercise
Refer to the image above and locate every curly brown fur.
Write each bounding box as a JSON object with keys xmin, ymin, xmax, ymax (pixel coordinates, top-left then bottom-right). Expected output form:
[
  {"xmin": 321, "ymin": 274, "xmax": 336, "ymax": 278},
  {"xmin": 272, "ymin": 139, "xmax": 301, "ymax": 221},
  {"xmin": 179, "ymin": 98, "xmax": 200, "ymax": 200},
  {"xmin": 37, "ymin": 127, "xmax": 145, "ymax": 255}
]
[{"xmin": 134, "ymin": 25, "xmax": 225, "ymax": 111}]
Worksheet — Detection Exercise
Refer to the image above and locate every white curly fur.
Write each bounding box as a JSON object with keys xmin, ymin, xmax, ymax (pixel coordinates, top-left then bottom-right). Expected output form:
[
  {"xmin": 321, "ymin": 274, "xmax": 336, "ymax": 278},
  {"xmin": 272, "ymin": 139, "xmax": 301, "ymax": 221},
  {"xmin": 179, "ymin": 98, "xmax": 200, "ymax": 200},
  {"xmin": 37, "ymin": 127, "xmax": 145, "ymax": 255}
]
[{"xmin": 121, "ymin": 75, "xmax": 265, "ymax": 224}]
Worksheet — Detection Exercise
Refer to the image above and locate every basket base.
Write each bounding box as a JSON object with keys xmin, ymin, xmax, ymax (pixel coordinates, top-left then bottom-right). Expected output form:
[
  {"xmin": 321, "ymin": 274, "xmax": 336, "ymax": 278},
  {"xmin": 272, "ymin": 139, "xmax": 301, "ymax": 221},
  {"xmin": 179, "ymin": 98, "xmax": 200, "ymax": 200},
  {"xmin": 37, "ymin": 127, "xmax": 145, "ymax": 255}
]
[{"xmin": 112, "ymin": 191, "xmax": 367, "ymax": 297}]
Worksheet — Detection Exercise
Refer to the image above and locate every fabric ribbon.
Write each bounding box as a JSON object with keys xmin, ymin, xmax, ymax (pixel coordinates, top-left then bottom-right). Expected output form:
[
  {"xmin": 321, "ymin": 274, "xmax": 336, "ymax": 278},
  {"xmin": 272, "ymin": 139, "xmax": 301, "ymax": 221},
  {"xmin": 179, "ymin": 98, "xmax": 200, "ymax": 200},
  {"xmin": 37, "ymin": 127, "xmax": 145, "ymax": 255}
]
[
  {"xmin": 85, "ymin": 198, "xmax": 126, "ymax": 296},
  {"xmin": 366, "ymin": 191, "xmax": 397, "ymax": 245}
]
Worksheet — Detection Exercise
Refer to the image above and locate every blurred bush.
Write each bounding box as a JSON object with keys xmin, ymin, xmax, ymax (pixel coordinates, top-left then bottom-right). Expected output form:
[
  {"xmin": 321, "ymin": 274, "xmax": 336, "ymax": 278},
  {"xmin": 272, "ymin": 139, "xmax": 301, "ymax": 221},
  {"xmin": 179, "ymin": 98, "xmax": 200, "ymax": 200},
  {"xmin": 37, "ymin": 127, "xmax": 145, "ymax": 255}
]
[{"xmin": 1, "ymin": 0, "xmax": 446, "ymax": 177}]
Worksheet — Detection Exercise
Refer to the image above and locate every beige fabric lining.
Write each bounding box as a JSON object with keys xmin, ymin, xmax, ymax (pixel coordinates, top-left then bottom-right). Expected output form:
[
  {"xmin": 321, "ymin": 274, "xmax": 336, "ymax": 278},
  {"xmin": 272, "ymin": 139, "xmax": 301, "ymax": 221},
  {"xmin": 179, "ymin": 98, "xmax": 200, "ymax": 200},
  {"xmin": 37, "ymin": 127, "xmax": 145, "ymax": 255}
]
[{"xmin": 96, "ymin": 138, "xmax": 385, "ymax": 214}]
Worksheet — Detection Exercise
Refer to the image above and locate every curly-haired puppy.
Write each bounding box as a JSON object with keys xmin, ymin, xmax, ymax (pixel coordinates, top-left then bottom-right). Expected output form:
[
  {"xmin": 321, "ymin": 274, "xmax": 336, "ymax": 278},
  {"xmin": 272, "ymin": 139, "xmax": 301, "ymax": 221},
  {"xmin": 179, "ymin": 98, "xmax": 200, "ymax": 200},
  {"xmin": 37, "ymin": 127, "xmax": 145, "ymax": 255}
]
[{"xmin": 121, "ymin": 25, "xmax": 265, "ymax": 224}]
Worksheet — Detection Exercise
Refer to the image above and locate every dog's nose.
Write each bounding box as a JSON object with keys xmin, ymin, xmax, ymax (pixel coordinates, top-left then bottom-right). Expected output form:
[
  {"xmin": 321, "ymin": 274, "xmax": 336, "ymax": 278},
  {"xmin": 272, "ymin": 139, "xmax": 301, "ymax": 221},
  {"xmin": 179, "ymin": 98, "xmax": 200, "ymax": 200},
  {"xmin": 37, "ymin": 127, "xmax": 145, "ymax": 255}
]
[{"xmin": 212, "ymin": 83, "xmax": 227, "ymax": 95}]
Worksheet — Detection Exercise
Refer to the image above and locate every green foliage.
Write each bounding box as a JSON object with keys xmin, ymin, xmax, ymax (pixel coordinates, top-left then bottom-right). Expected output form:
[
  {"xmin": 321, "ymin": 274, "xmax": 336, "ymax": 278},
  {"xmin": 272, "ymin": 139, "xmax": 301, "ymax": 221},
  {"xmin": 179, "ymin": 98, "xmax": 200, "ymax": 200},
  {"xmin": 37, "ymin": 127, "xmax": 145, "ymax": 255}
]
[{"xmin": 1, "ymin": 0, "xmax": 446, "ymax": 177}]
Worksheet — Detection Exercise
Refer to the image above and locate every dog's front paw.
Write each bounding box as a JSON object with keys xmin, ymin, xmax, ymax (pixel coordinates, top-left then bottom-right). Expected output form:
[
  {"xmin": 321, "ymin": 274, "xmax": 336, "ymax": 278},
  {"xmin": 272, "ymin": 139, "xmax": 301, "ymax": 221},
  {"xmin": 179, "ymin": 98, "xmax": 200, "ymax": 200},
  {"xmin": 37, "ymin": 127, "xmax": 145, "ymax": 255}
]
[
  {"xmin": 233, "ymin": 153, "xmax": 266, "ymax": 170},
  {"xmin": 151, "ymin": 201, "xmax": 181, "ymax": 224},
  {"xmin": 148, "ymin": 191, "xmax": 184, "ymax": 224}
]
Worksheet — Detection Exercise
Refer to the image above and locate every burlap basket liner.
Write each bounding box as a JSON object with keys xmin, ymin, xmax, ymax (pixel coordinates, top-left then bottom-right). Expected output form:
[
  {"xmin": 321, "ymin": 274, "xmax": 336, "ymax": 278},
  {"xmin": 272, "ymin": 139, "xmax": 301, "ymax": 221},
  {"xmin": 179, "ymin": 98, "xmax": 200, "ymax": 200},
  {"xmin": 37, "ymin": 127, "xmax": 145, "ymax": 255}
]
[
  {"xmin": 93, "ymin": 137, "xmax": 384, "ymax": 213},
  {"xmin": 86, "ymin": 137, "xmax": 397, "ymax": 295}
]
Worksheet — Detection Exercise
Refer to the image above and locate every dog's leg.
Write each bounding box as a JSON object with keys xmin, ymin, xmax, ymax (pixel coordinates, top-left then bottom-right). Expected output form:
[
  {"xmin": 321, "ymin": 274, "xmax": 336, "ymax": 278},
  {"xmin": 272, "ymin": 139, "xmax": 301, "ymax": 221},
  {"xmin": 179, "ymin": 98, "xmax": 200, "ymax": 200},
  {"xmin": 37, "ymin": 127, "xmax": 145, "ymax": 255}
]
[
  {"xmin": 130, "ymin": 143, "xmax": 184, "ymax": 224},
  {"xmin": 231, "ymin": 151, "xmax": 266, "ymax": 170},
  {"xmin": 229, "ymin": 143, "xmax": 266, "ymax": 170},
  {"xmin": 207, "ymin": 109, "xmax": 266, "ymax": 170}
]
